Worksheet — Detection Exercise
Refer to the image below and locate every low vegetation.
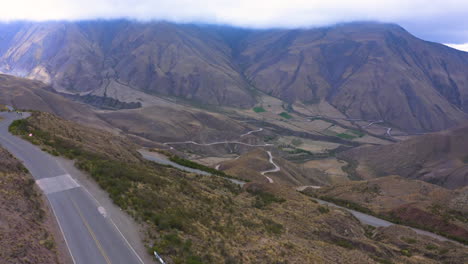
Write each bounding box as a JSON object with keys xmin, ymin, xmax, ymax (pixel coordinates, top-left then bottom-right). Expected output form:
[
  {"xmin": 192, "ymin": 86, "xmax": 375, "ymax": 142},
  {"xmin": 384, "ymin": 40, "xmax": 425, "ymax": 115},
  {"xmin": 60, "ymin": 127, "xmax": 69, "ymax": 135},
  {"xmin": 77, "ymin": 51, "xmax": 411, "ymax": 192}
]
[
  {"xmin": 309, "ymin": 194, "xmax": 468, "ymax": 245},
  {"xmin": 0, "ymin": 147, "xmax": 62, "ymax": 263},
  {"xmin": 9, "ymin": 112, "xmax": 468, "ymax": 263},
  {"xmin": 278, "ymin": 112, "xmax": 292, "ymax": 119},
  {"xmin": 247, "ymin": 188, "xmax": 286, "ymax": 209},
  {"xmin": 168, "ymin": 155, "xmax": 247, "ymax": 182},
  {"xmin": 252, "ymin": 106, "xmax": 266, "ymax": 113},
  {"xmin": 336, "ymin": 133, "xmax": 356, "ymax": 140}
]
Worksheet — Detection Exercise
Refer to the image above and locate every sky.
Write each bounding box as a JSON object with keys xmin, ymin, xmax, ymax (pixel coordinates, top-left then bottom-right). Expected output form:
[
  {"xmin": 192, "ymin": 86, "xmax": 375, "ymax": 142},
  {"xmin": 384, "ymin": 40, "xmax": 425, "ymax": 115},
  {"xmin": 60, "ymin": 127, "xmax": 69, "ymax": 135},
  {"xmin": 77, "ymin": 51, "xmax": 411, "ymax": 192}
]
[{"xmin": 1, "ymin": 0, "xmax": 467, "ymax": 51}]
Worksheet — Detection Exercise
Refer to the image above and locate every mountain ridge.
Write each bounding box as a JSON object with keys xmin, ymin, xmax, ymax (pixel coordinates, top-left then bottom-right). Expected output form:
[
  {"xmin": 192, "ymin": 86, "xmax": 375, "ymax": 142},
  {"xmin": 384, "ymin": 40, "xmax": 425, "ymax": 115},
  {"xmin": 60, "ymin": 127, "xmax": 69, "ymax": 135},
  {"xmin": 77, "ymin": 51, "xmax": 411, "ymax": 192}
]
[{"xmin": 1, "ymin": 20, "xmax": 468, "ymax": 132}]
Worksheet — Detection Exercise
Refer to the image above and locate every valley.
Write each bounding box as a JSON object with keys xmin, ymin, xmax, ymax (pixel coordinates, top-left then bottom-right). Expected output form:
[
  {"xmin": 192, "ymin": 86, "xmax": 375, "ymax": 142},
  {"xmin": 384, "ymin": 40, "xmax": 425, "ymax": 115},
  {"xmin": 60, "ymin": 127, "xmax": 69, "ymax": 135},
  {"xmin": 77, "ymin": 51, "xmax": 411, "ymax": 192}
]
[{"xmin": 0, "ymin": 18, "xmax": 467, "ymax": 264}]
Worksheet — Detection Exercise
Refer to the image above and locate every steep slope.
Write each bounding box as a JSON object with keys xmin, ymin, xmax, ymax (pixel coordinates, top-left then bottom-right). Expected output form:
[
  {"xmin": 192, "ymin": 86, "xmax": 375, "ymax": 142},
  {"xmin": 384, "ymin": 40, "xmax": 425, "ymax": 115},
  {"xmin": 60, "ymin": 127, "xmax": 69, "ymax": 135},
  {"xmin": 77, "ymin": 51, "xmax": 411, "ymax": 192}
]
[
  {"xmin": 0, "ymin": 146, "xmax": 67, "ymax": 263},
  {"xmin": 339, "ymin": 123, "xmax": 468, "ymax": 189},
  {"xmin": 1, "ymin": 21, "xmax": 468, "ymax": 132},
  {"xmin": 307, "ymin": 176, "xmax": 468, "ymax": 243},
  {"xmin": 240, "ymin": 23, "xmax": 468, "ymax": 132},
  {"xmin": 0, "ymin": 21, "xmax": 255, "ymax": 107}
]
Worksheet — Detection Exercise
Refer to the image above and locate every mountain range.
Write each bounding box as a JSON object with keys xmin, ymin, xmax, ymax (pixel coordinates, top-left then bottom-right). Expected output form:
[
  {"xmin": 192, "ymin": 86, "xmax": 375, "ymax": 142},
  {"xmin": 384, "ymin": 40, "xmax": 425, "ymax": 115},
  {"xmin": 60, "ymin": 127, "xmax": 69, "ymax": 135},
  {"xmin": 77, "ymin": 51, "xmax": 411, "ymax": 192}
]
[{"xmin": 1, "ymin": 20, "xmax": 468, "ymax": 132}]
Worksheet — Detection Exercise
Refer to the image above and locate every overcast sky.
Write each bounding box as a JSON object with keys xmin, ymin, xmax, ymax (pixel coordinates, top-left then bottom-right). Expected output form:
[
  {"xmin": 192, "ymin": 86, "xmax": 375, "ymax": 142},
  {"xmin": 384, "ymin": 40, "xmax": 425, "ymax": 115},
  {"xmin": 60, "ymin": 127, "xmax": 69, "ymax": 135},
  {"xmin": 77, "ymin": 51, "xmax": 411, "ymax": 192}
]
[{"xmin": 1, "ymin": 0, "xmax": 467, "ymax": 50}]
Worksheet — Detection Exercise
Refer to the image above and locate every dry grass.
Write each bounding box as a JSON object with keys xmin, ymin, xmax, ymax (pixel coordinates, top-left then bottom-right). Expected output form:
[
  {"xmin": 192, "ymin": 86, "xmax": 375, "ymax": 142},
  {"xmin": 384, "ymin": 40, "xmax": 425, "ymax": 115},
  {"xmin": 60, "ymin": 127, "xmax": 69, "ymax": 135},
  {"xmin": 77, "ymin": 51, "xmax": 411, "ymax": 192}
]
[{"xmin": 0, "ymin": 147, "xmax": 63, "ymax": 264}]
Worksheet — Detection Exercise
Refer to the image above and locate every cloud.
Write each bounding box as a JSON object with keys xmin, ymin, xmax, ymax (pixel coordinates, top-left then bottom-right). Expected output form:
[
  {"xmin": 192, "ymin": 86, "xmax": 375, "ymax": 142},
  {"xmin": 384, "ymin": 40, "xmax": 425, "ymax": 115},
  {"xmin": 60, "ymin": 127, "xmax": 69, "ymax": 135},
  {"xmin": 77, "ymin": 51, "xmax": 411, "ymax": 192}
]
[
  {"xmin": 1, "ymin": 0, "xmax": 467, "ymax": 43},
  {"xmin": 445, "ymin": 43, "xmax": 468, "ymax": 52}
]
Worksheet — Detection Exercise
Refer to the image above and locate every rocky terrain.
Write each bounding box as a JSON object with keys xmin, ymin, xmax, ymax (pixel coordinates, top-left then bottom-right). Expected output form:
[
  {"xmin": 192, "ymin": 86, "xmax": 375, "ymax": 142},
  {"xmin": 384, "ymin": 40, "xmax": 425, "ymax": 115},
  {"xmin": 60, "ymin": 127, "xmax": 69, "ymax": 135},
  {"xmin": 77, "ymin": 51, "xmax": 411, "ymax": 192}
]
[
  {"xmin": 0, "ymin": 146, "xmax": 67, "ymax": 263},
  {"xmin": 1, "ymin": 21, "xmax": 468, "ymax": 132}
]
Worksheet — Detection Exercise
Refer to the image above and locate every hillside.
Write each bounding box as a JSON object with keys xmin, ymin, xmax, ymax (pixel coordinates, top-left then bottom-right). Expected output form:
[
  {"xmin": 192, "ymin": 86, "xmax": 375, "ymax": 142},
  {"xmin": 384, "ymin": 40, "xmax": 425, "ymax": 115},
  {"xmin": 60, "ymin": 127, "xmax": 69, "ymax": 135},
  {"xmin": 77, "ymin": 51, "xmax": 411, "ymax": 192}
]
[
  {"xmin": 220, "ymin": 148, "xmax": 330, "ymax": 186},
  {"xmin": 306, "ymin": 176, "xmax": 468, "ymax": 243},
  {"xmin": 9, "ymin": 111, "xmax": 468, "ymax": 263},
  {"xmin": 0, "ymin": 74, "xmax": 109, "ymax": 128},
  {"xmin": 0, "ymin": 146, "xmax": 67, "ymax": 263},
  {"xmin": 340, "ymin": 123, "xmax": 468, "ymax": 189},
  {"xmin": 0, "ymin": 21, "xmax": 467, "ymax": 132}
]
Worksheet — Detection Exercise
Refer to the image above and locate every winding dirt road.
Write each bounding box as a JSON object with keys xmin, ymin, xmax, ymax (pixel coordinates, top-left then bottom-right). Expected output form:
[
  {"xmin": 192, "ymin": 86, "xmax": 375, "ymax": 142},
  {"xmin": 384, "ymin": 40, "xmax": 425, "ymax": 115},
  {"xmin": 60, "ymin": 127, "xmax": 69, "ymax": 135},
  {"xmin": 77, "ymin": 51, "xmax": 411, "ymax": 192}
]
[{"xmin": 260, "ymin": 151, "xmax": 280, "ymax": 183}]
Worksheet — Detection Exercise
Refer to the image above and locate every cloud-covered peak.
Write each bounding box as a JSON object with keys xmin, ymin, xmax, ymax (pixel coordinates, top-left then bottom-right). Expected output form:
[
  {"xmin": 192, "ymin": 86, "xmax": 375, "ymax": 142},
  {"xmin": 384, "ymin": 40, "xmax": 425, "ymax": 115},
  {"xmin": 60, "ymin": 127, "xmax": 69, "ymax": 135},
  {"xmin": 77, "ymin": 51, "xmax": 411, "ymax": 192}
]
[{"xmin": 1, "ymin": 0, "xmax": 467, "ymax": 43}]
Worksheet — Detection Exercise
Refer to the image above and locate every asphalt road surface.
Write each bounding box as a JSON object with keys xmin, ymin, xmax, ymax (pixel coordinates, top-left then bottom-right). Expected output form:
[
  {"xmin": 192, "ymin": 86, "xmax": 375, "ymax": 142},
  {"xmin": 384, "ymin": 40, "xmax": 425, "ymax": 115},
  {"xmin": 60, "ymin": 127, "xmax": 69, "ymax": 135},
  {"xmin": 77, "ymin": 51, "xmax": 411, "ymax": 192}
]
[
  {"xmin": 316, "ymin": 199, "xmax": 457, "ymax": 243},
  {"xmin": 139, "ymin": 150, "xmax": 245, "ymax": 186},
  {"xmin": 0, "ymin": 112, "xmax": 145, "ymax": 264}
]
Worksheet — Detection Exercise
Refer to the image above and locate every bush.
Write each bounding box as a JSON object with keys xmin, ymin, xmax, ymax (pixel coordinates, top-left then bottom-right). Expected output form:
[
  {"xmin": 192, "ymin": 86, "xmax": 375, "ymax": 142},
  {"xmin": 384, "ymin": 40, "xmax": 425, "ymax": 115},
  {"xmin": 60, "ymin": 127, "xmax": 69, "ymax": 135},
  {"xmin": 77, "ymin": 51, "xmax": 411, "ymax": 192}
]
[
  {"xmin": 169, "ymin": 155, "xmax": 246, "ymax": 184},
  {"xmin": 262, "ymin": 218, "xmax": 283, "ymax": 235},
  {"xmin": 319, "ymin": 196, "xmax": 373, "ymax": 215},
  {"xmin": 332, "ymin": 239, "xmax": 354, "ymax": 249},
  {"xmin": 248, "ymin": 189, "xmax": 286, "ymax": 209},
  {"xmin": 400, "ymin": 249, "xmax": 412, "ymax": 257},
  {"xmin": 318, "ymin": 206, "xmax": 330, "ymax": 214},
  {"xmin": 186, "ymin": 255, "xmax": 204, "ymax": 264},
  {"xmin": 425, "ymin": 244, "xmax": 438, "ymax": 250}
]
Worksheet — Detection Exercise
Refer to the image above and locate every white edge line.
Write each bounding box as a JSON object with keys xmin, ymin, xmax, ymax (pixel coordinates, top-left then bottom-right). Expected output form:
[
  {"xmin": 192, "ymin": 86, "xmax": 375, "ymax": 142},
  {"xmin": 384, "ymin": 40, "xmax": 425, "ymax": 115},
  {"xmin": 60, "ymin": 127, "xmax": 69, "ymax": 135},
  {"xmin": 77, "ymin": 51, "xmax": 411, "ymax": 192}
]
[
  {"xmin": 44, "ymin": 194, "xmax": 77, "ymax": 264},
  {"xmin": 79, "ymin": 182, "xmax": 146, "ymax": 264},
  {"xmin": 5, "ymin": 114, "xmax": 139, "ymax": 263},
  {"xmin": 55, "ymin": 152, "xmax": 146, "ymax": 263}
]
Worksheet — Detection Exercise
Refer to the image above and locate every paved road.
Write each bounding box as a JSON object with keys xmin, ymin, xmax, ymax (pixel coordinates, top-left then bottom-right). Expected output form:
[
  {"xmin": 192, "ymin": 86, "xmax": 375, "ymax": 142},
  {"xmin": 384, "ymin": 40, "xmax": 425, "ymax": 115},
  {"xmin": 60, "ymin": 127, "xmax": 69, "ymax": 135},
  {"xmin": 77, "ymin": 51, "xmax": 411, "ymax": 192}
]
[
  {"xmin": 139, "ymin": 150, "xmax": 245, "ymax": 186},
  {"xmin": 163, "ymin": 140, "xmax": 273, "ymax": 147},
  {"xmin": 315, "ymin": 199, "xmax": 458, "ymax": 243},
  {"xmin": 0, "ymin": 112, "xmax": 145, "ymax": 264}
]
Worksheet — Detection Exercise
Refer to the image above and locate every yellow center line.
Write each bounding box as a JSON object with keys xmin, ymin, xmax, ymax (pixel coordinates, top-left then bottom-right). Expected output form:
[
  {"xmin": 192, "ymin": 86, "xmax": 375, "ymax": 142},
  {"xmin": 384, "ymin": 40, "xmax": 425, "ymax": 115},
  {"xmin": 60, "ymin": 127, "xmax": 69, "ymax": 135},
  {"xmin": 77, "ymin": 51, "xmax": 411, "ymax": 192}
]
[{"xmin": 71, "ymin": 199, "xmax": 112, "ymax": 264}]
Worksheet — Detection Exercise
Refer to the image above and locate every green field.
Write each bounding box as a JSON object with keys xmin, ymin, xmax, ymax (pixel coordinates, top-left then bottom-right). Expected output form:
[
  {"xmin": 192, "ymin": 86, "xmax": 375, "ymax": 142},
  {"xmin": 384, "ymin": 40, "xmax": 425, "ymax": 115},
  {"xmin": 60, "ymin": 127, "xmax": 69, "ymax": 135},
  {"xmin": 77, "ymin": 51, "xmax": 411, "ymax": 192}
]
[
  {"xmin": 278, "ymin": 112, "xmax": 292, "ymax": 119},
  {"xmin": 336, "ymin": 133, "xmax": 356, "ymax": 140},
  {"xmin": 253, "ymin": 106, "xmax": 266, "ymax": 113}
]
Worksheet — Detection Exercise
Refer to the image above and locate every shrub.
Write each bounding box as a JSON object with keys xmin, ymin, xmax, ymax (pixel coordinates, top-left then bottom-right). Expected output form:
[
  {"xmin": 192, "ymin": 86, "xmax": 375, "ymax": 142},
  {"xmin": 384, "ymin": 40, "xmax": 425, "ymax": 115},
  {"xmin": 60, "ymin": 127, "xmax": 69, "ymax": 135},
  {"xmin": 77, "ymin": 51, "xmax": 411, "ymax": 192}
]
[
  {"xmin": 332, "ymin": 239, "xmax": 354, "ymax": 249},
  {"xmin": 425, "ymin": 244, "xmax": 438, "ymax": 250},
  {"xmin": 318, "ymin": 206, "xmax": 330, "ymax": 214},
  {"xmin": 400, "ymin": 249, "xmax": 412, "ymax": 257},
  {"xmin": 248, "ymin": 189, "xmax": 286, "ymax": 209},
  {"xmin": 262, "ymin": 218, "xmax": 283, "ymax": 235}
]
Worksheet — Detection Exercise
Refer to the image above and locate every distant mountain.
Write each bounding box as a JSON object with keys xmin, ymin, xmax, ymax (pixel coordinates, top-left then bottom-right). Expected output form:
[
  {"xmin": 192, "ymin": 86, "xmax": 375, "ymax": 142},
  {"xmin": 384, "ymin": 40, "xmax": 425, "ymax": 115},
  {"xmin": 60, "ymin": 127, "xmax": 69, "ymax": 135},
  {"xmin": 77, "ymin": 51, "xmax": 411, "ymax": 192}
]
[
  {"xmin": 1, "ymin": 20, "xmax": 468, "ymax": 132},
  {"xmin": 340, "ymin": 123, "xmax": 468, "ymax": 189}
]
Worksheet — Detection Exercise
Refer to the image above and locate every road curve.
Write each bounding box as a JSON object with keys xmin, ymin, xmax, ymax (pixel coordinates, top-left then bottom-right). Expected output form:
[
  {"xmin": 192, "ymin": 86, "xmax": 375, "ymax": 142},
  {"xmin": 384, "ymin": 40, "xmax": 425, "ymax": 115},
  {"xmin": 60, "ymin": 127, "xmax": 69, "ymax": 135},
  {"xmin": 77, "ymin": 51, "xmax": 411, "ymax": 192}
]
[
  {"xmin": 139, "ymin": 150, "xmax": 245, "ymax": 186},
  {"xmin": 240, "ymin": 128, "xmax": 263, "ymax": 137},
  {"xmin": 0, "ymin": 112, "xmax": 145, "ymax": 264},
  {"xmin": 315, "ymin": 198, "xmax": 462, "ymax": 244},
  {"xmin": 260, "ymin": 151, "xmax": 280, "ymax": 183},
  {"xmin": 163, "ymin": 140, "xmax": 272, "ymax": 147}
]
